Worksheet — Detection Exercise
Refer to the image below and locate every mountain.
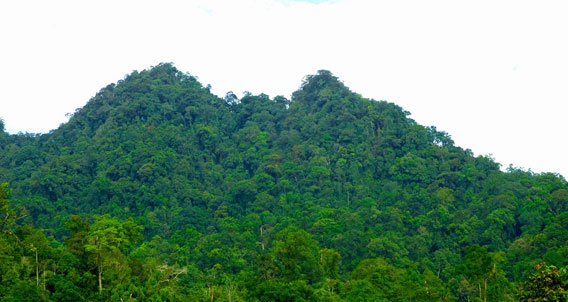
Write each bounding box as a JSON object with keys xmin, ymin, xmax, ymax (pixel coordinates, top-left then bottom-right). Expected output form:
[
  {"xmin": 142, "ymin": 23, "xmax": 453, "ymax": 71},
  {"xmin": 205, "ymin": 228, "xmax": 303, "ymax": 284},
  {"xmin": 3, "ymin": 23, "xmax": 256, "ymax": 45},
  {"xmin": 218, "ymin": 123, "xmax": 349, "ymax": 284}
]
[{"xmin": 1, "ymin": 63, "xmax": 567, "ymax": 301}]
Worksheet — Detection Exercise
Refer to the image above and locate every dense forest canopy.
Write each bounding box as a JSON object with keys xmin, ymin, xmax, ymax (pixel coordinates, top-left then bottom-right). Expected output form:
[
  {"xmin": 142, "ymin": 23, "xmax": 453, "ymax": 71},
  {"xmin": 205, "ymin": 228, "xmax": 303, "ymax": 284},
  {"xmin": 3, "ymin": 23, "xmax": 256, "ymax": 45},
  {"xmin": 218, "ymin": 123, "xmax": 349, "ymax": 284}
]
[{"xmin": 1, "ymin": 63, "xmax": 567, "ymax": 301}]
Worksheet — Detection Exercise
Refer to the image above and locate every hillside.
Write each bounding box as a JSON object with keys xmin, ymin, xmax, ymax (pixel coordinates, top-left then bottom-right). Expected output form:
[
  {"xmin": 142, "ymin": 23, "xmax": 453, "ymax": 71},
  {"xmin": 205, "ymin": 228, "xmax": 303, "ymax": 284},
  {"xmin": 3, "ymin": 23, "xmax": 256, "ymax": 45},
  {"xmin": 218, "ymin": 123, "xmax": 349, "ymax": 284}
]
[{"xmin": 1, "ymin": 63, "xmax": 567, "ymax": 301}]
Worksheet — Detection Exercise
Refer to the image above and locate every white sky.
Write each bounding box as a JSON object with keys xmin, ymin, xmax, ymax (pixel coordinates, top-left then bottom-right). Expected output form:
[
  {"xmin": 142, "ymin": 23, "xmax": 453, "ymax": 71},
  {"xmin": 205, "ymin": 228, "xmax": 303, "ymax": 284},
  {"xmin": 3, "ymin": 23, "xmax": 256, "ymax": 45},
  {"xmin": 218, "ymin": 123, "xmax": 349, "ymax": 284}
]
[{"xmin": 1, "ymin": 0, "xmax": 567, "ymax": 178}]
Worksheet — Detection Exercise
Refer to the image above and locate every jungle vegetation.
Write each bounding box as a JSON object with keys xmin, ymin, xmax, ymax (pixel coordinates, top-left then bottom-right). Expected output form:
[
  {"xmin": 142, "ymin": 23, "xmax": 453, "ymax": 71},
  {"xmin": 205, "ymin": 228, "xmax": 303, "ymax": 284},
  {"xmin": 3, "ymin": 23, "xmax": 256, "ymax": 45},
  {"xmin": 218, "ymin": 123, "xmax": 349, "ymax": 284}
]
[{"xmin": 1, "ymin": 63, "xmax": 567, "ymax": 301}]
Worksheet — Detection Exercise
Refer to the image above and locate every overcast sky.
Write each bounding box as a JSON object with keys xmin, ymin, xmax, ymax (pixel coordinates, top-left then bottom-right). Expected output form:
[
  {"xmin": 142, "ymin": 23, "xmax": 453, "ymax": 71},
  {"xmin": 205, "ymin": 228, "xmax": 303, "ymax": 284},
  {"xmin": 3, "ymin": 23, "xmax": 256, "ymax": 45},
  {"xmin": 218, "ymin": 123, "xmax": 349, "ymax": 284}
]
[{"xmin": 1, "ymin": 0, "xmax": 567, "ymax": 177}]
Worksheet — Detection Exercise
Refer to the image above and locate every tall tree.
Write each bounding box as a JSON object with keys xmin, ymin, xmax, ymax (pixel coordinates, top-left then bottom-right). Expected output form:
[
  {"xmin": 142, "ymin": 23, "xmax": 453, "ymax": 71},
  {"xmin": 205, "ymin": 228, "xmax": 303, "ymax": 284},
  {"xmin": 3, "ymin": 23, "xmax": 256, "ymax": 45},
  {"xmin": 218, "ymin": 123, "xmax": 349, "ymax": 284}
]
[{"xmin": 85, "ymin": 215, "xmax": 143, "ymax": 295}]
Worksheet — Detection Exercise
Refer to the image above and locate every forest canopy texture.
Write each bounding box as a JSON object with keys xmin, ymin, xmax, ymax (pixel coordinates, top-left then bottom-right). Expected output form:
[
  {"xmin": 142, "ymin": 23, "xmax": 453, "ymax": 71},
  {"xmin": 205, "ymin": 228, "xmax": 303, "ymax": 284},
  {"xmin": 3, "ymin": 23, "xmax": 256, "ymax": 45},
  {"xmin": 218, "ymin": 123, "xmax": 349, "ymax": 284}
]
[{"xmin": 1, "ymin": 63, "xmax": 567, "ymax": 301}]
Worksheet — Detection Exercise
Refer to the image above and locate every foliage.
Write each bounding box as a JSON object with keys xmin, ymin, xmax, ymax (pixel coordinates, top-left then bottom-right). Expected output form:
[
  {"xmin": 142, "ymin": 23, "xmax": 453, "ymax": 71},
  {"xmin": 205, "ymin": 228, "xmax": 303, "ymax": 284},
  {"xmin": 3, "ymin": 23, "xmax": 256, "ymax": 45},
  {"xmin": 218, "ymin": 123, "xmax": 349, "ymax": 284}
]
[{"xmin": 518, "ymin": 264, "xmax": 568, "ymax": 301}]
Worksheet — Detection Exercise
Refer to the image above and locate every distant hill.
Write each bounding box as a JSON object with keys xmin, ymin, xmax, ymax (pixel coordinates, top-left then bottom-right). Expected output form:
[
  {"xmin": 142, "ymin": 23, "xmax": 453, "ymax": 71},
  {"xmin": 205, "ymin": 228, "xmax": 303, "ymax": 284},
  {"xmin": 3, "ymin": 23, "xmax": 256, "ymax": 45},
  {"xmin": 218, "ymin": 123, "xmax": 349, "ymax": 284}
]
[{"xmin": 1, "ymin": 63, "xmax": 567, "ymax": 301}]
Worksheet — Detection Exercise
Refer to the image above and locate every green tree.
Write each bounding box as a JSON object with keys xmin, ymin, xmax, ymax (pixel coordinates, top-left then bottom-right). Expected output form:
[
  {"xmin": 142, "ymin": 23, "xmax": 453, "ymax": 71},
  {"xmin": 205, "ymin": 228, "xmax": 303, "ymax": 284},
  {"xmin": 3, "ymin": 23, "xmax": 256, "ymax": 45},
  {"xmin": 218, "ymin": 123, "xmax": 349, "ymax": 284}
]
[
  {"xmin": 343, "ymin": 258, "xmax": 415, "ymax": 302},
  {"xmin": 85, "ymin": 214, "xmax": 143, "ymax": 295},
  {"xmin": 272, "ymin": 226, "xmax": 321, "ymax": 283},
  {"xmin": 458, "ymin": 245, "xmax": 510, "ymax": 302},
  {"xmin": 0, "ymin": 183, "xmax": 18, "ymax": 232}
]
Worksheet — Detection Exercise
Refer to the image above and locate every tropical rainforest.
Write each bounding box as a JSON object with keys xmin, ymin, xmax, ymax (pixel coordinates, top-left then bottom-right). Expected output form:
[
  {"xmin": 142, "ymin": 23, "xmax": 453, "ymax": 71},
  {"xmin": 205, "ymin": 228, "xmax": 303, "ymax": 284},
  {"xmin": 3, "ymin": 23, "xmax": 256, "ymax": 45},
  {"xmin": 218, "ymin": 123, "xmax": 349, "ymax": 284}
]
[{"xmin": 1, "ymin": 63, "xmax": 568, "ymax": 301}]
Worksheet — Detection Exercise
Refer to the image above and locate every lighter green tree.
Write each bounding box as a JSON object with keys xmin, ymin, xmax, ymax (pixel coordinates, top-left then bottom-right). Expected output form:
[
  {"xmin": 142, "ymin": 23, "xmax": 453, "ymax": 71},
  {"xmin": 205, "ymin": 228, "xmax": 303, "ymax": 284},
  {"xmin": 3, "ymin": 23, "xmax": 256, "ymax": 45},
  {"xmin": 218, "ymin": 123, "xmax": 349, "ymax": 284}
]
[{"xmin": 85, "ymin": 215, "xmax": 143, "ymax": 295}]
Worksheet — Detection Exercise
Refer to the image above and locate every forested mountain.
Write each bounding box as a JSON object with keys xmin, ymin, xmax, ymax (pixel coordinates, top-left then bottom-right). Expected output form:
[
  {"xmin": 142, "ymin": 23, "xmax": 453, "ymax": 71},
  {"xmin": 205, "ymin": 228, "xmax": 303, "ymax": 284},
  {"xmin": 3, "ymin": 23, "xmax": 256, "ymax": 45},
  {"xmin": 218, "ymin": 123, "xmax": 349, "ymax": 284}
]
[{"xmin": 1, "ymin": 63, "xmax": 568, "ymax": 301}]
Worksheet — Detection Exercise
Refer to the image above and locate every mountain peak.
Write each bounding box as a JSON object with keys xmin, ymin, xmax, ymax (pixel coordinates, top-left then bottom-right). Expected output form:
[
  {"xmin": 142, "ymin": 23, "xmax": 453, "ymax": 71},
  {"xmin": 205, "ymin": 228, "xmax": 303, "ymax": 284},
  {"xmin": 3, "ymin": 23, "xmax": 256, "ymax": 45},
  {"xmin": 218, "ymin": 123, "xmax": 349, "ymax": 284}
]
[
  {"xmin": 57, "ymin": 63, "xmax": 219, "ymax": 138},
  {"xmin": 296, "ymin": 70, "xmax": 348, "ymax": 95},
  {"xmin": 291, "ymin": 70, "xmax": 356, "ymax": 110}
]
